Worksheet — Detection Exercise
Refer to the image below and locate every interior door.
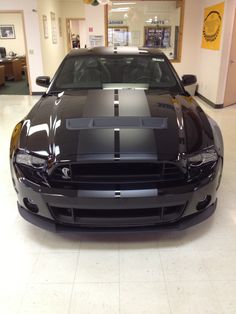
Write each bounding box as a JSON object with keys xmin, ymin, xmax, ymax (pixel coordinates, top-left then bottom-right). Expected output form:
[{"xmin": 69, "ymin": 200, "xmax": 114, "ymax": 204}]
[{"xmin": 224, "ymin": 9, "xmax": 236, "ymax": 106}]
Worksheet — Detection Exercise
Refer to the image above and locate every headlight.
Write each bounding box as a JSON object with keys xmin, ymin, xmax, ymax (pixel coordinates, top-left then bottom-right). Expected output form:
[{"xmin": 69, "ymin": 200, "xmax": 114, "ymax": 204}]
[
  {"xmin": 16, "ymin": 153, "xmax": 46, "ymax": 169},
  {"xmin": 188, "ymin": 148, "xmax": 218, "ymax": 167}
]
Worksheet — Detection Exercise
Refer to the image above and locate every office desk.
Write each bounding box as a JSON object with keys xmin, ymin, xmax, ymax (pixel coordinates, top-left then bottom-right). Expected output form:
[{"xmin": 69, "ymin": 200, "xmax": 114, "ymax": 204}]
[
  {"xmin": 0, "ymin": 65, "xmax": 5, "ymax": 86},
  {"xmin": 0, "ymin": 58, "xmax": 22, "ymax": 81}
]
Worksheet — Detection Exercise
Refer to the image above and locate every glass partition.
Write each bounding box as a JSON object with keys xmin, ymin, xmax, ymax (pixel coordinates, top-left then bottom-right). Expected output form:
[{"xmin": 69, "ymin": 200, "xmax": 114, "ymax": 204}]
[{"xmin": 106, "ymin": 0, "xmax": 184, "ymax": 62}]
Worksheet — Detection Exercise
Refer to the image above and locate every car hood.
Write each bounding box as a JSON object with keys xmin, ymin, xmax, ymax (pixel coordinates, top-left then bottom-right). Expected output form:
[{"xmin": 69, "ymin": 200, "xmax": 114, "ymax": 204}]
[{"xmin": 20, "ymin": 89, "xmax": 214, "ymax": 162}]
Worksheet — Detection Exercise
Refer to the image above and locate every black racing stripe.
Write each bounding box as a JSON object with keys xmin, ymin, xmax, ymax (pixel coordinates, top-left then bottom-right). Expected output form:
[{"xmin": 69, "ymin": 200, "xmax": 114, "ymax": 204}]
[
  {"xmin": 83, "ymin": 90, "xmax": 114, "ymax": 117},
  {"xmin": 118, "ymin": 90, "xmax": 150, "ymax": 116},
  {"xmin": 114, "ymin": 89, "xmax": 120, "ymax": 160},
  {"xmin": 114, "ymin": 105, "xmax": 119, "ymax": 116},
  {"xmin": 118, "ymin": 90, "xmax": 157, "ymax": 160},
  {"xmin": 76, "ymin": 90, "xmax": 115, "ymax": 158},
  {"xmin": 114, "ymin": 89, "xmax": 119, "ymax": 116},
  {"xmin": 114, "ymin": 129, "xmax": 120, "ymax": 160}
]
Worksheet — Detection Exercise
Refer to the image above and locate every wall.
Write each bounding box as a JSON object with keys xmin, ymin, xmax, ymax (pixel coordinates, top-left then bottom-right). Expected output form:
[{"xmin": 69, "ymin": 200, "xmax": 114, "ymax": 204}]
[
  {"xmin": 37, "ymin": 0, "xmax": 65, "ymax": 78},
  {"xmin": 216, "ymin": 0, "xmax": 236, "ymax": 104},
  {"xmin": 0, "ymin": 0, "xmax": 234, "ymax": 101},
  {"xmin": 195, "ymin": 0, "xmax": 227, "ymax": 104},
  {"xmin": 0, "ymin": 0, "xmax": 44, "ymax": 93},
  {"xmin": 85, "ymin": 4, "xmax": 106, "ymax": 47},
  {"xmin": 0, "ymin": 13, "xmax": 26, "ymax": 55},
  {"xmin": 70, "ymin": 19, "xmax": 80, "ymax": 34},
  {"xmin": 60, "ymin": 0, "xmax": 85, "ymax": 53},
  {"xmin": 173, "ymin": 0, "xmax": 236, "ymax": 105},
  {"xmin": 173, "ymin": 0, "xmax": 202, "ymax": 78}
]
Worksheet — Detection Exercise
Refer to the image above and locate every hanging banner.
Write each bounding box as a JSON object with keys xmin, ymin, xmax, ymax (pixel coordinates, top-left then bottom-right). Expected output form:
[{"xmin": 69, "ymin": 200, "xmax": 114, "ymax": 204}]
[{"xmin": 201, "ymin": 2, "xmax": 224, "ymax": 50}]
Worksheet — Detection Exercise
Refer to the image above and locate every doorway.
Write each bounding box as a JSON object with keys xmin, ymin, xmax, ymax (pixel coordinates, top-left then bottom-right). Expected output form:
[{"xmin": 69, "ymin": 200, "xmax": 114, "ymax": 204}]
[
  {"xmin": 66, "ymin": 18, "xmax": 86, "ymax": 52},
  {"xmin": 224, "ymin": 9, "xmax": 236, "ymax": 106},
  {"xmin": 0, "ymin": 11, "xmax": 30, "ymax": 95}
]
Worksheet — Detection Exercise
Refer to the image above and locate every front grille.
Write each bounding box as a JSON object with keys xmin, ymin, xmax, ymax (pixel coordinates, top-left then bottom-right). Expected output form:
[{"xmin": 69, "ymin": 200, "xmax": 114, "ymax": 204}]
[
  {"xmin": 50, "ymin": 204, "xmax": 186, "ymax": 227},
  {"xmin": 49, "ymin": 162, "xmax": 185, "ymax": 189}
]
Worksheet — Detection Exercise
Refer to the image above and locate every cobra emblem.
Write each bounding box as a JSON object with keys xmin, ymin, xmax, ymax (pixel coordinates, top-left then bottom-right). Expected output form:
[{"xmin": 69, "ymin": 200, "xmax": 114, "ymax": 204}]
[{"xmin": 62, "ymin": 167, "xmax": 71, "ymax": 179}]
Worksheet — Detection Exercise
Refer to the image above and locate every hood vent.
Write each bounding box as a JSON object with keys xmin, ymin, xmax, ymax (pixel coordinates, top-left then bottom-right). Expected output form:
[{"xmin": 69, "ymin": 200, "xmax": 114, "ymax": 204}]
[{"xmin": 66, "ymin": 117, "xmax": 168, "ymax": 130}]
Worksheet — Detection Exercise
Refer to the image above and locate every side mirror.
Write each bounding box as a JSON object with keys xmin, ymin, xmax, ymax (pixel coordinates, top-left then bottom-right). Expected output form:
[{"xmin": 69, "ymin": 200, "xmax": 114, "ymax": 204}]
[
  {"xmin": 36, "ymin": 76, "xmax": 50, "ymax": 88},
  {"xmin": 182, "ymin": 75, "xmax": 197, "ymax": 86}
]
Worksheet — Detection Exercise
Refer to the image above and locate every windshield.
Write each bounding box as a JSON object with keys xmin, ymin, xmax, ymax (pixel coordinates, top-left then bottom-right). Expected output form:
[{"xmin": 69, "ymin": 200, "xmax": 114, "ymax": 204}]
[{"xmin": 50, "ymin": 55, "xmax": 182, "ymax": 93}]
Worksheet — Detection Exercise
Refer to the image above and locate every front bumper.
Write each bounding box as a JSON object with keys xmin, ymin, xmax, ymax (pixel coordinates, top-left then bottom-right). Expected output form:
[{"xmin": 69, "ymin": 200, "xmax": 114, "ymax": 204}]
[
  {"xmin": 12, "ymin": 158, "xmax": 222, "ymax": 232},
  {"xmin": 11, "ymin": 155, "xmax": 222, "ymax": 232},
  {"xmin": 18, "ymin": 200, "xmax": 217, "ymax": 232}
]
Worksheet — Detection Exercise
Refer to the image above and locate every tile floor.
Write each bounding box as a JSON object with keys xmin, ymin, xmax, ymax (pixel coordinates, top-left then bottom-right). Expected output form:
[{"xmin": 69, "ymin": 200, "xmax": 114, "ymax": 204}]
[{"xmin": 0, "ymin": 95, "xmax": 236, "ymax": 314}]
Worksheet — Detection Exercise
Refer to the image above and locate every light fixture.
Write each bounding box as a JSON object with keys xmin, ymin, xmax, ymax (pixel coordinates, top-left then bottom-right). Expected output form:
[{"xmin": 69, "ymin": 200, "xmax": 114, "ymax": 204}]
[
  {"xmin": 113, "ymin": 2, "xmax": 136, "ymax": 5},
  {"xmin": 98, "ymin": 0, "xmax": 110, "ymax": 4},
  {"xmin": 110, "ymin": 7, "xmax": 130, "ymax": 12}
]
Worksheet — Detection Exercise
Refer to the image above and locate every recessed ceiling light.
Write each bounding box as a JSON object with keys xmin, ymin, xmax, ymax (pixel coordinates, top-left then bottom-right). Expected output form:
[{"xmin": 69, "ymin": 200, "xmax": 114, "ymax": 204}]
[
  {"xmin": 110, "ymin": 7, "xmax": 130, "ymax": 12},
  {"xmin": 113, "ymin": 2, "xmax": 136, "ymax": 5}
]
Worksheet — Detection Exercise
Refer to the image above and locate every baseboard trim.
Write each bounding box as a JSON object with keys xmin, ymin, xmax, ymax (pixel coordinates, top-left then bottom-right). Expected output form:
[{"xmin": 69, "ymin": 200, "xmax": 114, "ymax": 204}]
[
  {"xmin": 32, "ymin": 92, "xmax": 44, "ymax": 96},
  {"xmin": 196, "ymin": 92, "xmax": 223, "ymax": 109}
]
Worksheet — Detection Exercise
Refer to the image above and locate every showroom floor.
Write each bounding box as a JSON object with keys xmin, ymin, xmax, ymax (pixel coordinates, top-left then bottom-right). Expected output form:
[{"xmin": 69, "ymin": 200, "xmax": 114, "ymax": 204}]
[{"xmin": 0, "ymin": 95, "xmax": 236, "ymax": 314}]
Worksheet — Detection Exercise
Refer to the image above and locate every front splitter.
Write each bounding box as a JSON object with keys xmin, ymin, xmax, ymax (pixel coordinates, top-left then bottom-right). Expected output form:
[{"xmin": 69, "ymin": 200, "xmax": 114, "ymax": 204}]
[{"xmin": 18, "ymin": 200, "xmax": 217, "ymax": 233}]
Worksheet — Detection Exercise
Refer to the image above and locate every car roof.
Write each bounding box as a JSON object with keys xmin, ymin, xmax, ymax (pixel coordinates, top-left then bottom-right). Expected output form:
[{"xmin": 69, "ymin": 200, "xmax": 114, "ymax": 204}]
[{"xmin": 67, "ymin": 46, "xmax": 165, "ymax": 57}]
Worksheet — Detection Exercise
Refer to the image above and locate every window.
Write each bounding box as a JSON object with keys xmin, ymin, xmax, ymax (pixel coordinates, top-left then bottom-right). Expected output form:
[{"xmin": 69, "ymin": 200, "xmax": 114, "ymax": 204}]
[
  {"xmin": 106, "ymin": 0, "xmax": 184, "ymax": 62},
  {"xmin": 108, "ymin": 27, "xmax": 129, "ymax": 46},
  {"xmin": 51, "ymin": 55, "xmax": 182, "ymax": 93}
]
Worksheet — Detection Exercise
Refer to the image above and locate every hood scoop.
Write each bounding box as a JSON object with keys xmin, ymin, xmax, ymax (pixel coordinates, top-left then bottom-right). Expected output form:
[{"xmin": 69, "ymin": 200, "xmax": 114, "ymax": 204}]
[{"xmin": 66, "ymin": 117, "xmax": 168, "ymax": 130}]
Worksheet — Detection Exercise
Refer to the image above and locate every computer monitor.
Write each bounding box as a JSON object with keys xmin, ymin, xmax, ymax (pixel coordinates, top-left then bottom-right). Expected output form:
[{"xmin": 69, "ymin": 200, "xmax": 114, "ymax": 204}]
[{"xmin": 0, "ymin": 47, "xmax": 6, "ymax": 58}]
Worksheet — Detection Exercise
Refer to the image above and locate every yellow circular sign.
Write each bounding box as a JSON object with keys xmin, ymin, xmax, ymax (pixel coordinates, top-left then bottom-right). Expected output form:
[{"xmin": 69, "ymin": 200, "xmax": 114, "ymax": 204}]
[{"xmin": 203, "ymin": 11, "xmax": 222, "ymax": 42}]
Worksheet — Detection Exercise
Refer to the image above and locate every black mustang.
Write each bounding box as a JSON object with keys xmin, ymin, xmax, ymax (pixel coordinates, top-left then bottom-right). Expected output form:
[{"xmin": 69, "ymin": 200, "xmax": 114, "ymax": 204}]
[{"xmin": 10, "ymin": 47, "xmax": 223, "ymax": 232}]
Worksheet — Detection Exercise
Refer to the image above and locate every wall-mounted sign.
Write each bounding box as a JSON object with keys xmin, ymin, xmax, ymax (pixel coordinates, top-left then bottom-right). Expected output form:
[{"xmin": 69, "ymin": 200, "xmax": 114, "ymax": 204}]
[
  {"xmin": 58, "ymin": 17, "xmax": 62, "ymax": 37},
  {"xmin": 151, "ymin": 20, "xmax": 169, "ymax": 25},
  {"xmin": 89, "ymin": 27, "xmax": 93, "ymax": 32},
  {"xmin": 89, "ymin": 35, "xmax": 103, "ymax": 47},
  {"xmin": 145, "ymin": 19, "xmax": 169, "ymax": 26},
  {"xmin": 42, "ymin": 15, "xmax": 48, "ymax": 39},
  {"xmin": 50, "ymin": 12, "xmax": 57, "ymax": 44},
  {"xmin": 201, "ymin": 2, "xmax": 224, "ymax": 50},
  {"xmin": 109, "ymin": 20, "xmax": 124, "ymax": 25}
]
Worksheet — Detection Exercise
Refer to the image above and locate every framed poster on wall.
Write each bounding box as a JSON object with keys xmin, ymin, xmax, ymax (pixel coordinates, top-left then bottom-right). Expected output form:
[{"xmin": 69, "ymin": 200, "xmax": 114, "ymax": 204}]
[
  {"xmin": 58, "ymin": 17, "xmax": 62, "ymax": 37},
  {"xmin": 0, "ymin": 25, "xmax": 15, "ymax": 39},
  {"xmin": 42, "ymin": 15, "xmax": 48, "ymax": 39},
  {"xmin": 50, "ymin": 12, "xmax": 57, "ymax": 44}
]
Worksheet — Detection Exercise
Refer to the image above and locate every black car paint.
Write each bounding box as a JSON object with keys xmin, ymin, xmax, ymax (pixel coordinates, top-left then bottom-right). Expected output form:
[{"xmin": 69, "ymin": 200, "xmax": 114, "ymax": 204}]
[
  {"xmin": 16, "ymin": 91, "xmax": 214, "ymax": 160},
  {"xmin": 10, "ymin": 47, "xmax": 223, "ymax": 231}
]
